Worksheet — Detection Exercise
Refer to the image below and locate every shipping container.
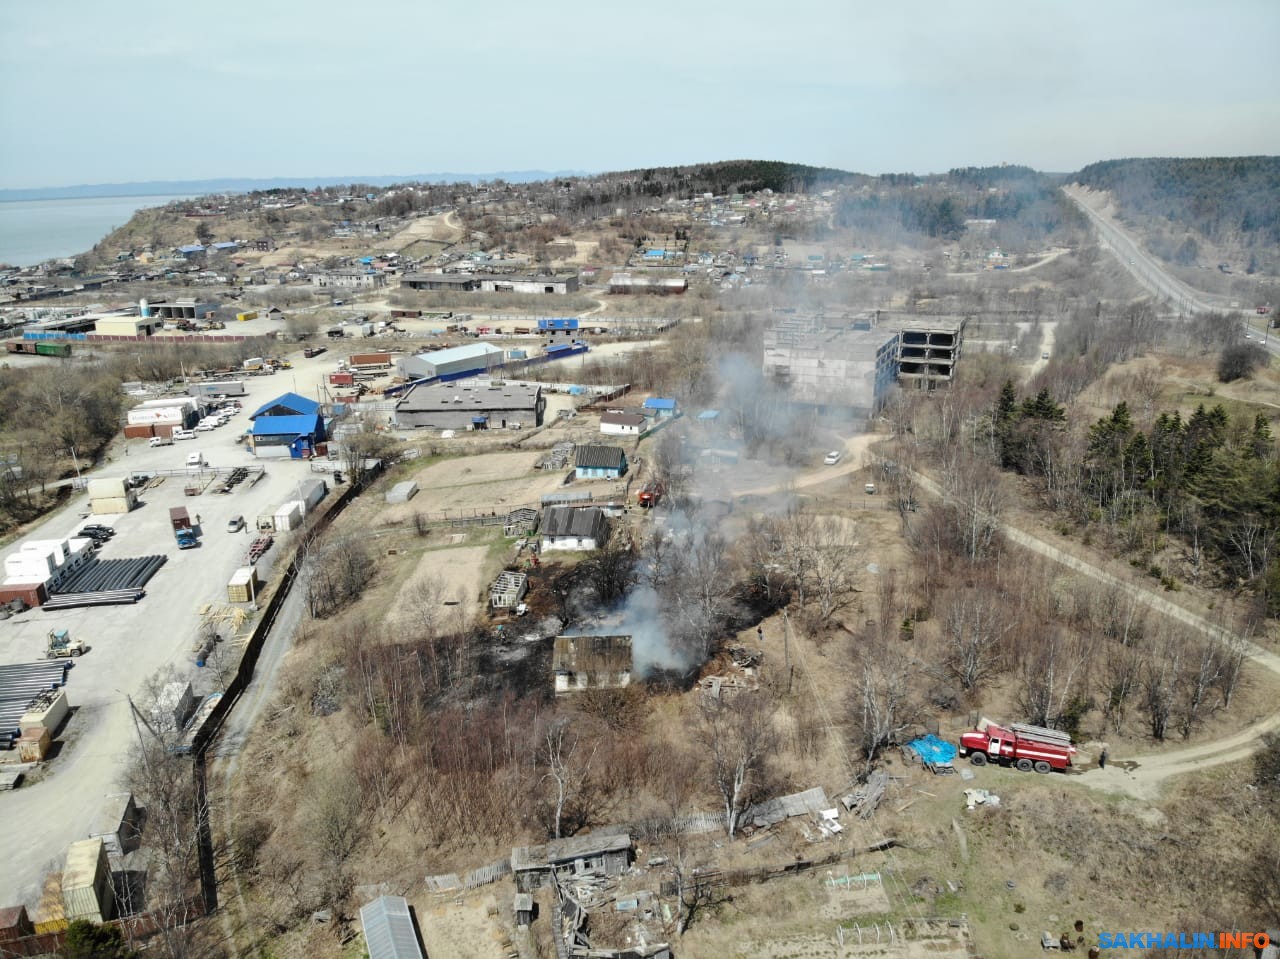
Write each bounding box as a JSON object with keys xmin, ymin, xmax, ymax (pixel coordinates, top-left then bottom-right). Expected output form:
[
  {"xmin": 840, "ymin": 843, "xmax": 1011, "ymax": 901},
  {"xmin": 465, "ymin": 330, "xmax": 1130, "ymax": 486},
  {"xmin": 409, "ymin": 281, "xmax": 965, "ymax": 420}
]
[
  {"xmin": 21, "ymin": 688, "xmax": 69, "ymax": 735},
  {"xmin": 33, "ymin": 872, "xmax": 67, "ymax": 933},
  {"xmin": 88, "ymin": 496, "xmax": 134, "ymax": 515},
  {"xmin": 35, "ymin": 342, "xmax": 72, "ymax": 358},
  {"xmin": 273, "ymin": 500, "xmax": 304, "ymax": 531},
  {"xmin": 189, "ymin": 379, "xmax": 247, "ymax": 397},
  {"xmin": 123, "ymin": 423, "xmax": 157, "ymax": 439},
  {"xmin": 298, "ymin": 478, "xmax": 328, "ymax": 512},
  {"xmin": 169, "ymin": 506, "xmax": 192, "ymax": 530},
  {"xmin": 236, "ymin": 310, "xmax": 259, "ymax": 322},
  {"xmin": 88, "ymin": 792, "xmax": 140, "ymax": 860},
  {"xmin": 226, "ymin": 566, "xmax": 260, "ymax": 604},
  {"xmin": 350, "ymin": 351, "xmax": 392, "ymax": 366},
  {"xmin": 18, "ymin": 726, "xmax": 51, "ymax": 761},
  {"xmin": 0, "ymin": 581, "xmax": 48, "ymax": 608},
  {"xmin": 62, "ymin": 838, "xmax": 114, "ymax": 924},
  {"xmin": 150, "ymin": 681, "xmax": 195, "ymax": 732},
  {"xmin": 328, "ymin": 371, "xmax": 355, "ymax": 386},
  {"xmin": 86, "ymin": 478, "xmax": 127, "ymax": 499}
]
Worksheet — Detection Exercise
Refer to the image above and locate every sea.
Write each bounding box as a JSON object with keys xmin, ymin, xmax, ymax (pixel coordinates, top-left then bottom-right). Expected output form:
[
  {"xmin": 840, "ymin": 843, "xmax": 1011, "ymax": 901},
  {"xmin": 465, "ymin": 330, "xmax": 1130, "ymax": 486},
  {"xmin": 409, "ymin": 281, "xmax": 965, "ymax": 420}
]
[{"xmin": 0, "ymin": 194, "xmax": 193, "ymax": 268}]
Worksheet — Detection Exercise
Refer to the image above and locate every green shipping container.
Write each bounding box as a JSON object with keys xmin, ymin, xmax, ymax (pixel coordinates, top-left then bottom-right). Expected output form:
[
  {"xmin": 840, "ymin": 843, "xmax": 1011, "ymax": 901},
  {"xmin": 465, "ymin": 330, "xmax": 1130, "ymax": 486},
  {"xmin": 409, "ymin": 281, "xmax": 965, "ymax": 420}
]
[{"xmin": 35, "ymin": 342, "xmax": 71, "ymax": 357}]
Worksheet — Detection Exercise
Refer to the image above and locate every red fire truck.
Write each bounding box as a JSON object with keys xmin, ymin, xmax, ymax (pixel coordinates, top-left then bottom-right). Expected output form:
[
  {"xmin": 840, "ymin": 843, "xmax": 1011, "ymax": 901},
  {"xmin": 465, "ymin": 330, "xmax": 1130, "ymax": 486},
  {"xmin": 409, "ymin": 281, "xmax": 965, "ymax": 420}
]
[{"xmin": 958, "ymin": 719, "xmax": 1075, "ymax": 773}]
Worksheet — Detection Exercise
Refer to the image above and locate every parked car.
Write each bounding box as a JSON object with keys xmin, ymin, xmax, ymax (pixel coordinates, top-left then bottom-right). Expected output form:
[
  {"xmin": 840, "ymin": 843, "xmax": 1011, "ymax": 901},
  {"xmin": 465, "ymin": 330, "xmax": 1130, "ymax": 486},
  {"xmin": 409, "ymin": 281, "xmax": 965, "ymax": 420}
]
[
  {"xmin": 823, "ymin": 450, "xmax": 843, "ymax": 465},
  {"xmin": 172, "ymin": 428, "xmax": 196, "ymax": 441},
  {"xmin": 186, "ymin": 451, "xmax": 206, "ymax": 468},
  {"xmin": 194, "ymin": 420, "xmax": 217, "ymax": 432},
  {"xmin": 80, "ymin": 524, "xmax": 115, "ymax": 538},
  {"xmin": 226, "ymin": 515, "xmax": 245, "ymax": 532}
]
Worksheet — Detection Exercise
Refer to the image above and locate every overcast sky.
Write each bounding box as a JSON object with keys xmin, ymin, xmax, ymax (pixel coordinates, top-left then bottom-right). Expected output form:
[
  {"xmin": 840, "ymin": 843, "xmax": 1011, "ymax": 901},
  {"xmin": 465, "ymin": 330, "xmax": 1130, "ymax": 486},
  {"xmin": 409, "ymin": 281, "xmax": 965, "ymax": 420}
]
[{"xmin": 2, "ymin": 0, "xmax": 1277, "ymax": 189}]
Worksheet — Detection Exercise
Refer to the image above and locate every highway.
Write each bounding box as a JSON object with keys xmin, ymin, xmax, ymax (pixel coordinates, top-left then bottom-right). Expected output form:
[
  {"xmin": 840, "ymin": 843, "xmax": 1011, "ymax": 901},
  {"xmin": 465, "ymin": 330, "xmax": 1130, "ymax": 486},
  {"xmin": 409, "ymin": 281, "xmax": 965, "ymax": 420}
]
[{"xmin": 1060, "ymin": 184, "xmax": 1223, "ymax": 314}]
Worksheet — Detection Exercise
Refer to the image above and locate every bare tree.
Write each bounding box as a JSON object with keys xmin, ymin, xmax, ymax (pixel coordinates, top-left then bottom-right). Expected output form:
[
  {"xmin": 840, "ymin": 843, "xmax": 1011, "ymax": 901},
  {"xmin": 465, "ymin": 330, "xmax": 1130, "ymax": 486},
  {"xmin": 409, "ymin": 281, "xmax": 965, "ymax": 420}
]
[
  {"xmin": 538, "ymin": 716, "xmax": 596, "ymax": 839},
  {"xmin": 942, "ymin": 589, "xmax": 1011, "ymax": 691},
  {"xmin": 697, "ymin": 694, "xmax": 776, "ymax": 839},
  {"xmin": 848, "ymin": 636, "xmax": 914, "ymax": 764}
]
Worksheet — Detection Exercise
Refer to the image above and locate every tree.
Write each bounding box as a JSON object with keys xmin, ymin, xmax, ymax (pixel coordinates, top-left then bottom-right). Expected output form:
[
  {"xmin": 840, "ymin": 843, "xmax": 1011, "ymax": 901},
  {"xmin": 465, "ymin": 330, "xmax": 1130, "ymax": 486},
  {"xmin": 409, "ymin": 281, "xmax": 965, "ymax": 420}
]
[
  {"xmin": 60, "ymin": 920, "xmax": 138, "ymax": 959},
  {"xmin": 941, "ymin": 589, "xmax": 1011, "ymax": 690},
  {"xmin": 538, "ymin": 716, "xmax": 596, "ymax": 839},
  {"xmin": 848, "ymin": 637, "xmax": 913, "ymax": 763},
  {"xmin": 697, "ymin": 694, "xmax": 776, "ymax": 839},
  {"xmin": 1218, "ymin": 342, "xmax": 1269, "ymax": 382}
]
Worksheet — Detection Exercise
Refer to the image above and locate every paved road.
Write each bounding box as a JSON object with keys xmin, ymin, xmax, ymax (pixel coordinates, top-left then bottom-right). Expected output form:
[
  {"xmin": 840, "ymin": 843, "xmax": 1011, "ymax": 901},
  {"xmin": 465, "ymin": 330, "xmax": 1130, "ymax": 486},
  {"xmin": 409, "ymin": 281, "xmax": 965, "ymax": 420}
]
[{"xmin": 1061, "ymin": 184, "xmax": 1223, "ymax": 314}]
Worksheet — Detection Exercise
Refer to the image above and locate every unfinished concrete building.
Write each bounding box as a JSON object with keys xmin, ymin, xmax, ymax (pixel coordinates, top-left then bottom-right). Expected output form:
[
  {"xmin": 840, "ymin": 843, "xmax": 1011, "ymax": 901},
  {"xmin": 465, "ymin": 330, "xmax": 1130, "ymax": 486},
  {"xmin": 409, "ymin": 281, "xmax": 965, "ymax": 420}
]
[
  {"xmin": 762, "ymin": 313, "xmax": 899, "ymax": 420},
  {"xmin": 553, "ymin": 635, "xmax": 632, "ymax": 694},
  {"xmin": 885, "ymin": 315, "xmax": 967, "ymax": 390}
]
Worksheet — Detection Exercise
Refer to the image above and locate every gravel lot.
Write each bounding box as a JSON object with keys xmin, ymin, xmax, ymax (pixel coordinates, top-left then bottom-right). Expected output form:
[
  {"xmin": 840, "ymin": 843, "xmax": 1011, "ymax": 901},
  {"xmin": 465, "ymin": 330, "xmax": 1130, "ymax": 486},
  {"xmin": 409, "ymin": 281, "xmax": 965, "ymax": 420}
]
[{"xmin": 0, "ymin": 358, "xmax": 352, "ymax": 911}]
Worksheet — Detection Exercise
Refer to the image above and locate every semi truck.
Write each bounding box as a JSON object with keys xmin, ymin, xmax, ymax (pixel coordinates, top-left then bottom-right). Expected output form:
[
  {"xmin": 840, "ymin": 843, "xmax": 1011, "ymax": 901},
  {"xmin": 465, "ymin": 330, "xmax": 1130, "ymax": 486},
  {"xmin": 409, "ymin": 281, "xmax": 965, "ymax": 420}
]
[
  {"xmin": 958, "ymin": 719, "xmax": 1075, "ymax": 773},
  {"xmin": 169, "ymin": 506, "xmax": 198, "ymax": 549}
]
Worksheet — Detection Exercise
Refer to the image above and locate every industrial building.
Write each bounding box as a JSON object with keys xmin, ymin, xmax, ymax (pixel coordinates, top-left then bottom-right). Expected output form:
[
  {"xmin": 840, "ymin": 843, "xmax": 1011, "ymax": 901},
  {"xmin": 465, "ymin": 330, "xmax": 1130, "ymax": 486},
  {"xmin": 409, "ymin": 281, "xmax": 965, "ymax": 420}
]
[
  {"xmin": 608, "ymin": 272, "xmax": 688, "ymax": 295},
  {"xmin": 573, "ymin": 444, "xmax": 628, "ymax": 480},
  {"xmin": 147, "ymin": 297, "xmax": 219, "ymax": 320},
  {"xmin": 312, "ymin": 269, "xmax": 387, "ymax": 289},
  {"xmin": 540, "ymin": 506, "xmax": 610, "ymax": 551},
  {"xmin": 762, "ymin": 313, "xmax": 900, "ymax": 420},
  {"xmin": 249, "ymin": 391, "xmax": 326, "ymax": 458},
  {"xmin": 397, "ymin": 342, "xmax": 506, "ymax": 381},
  {"xmin": 394, "ymin": 379, "xmax": 544, "ymax": 430},
  {"xmin": 883, "ymin": 315, "xmax": 967, "ymax": 389},
  {"xmin": 400, "ymin": 272, "xmax": 580, "ymax": 294},
  {"xmin": 1, "ymin": 537, "xmax": 96, "ymax": 607},
  {"xmin": 552, "ymin": 635, "xmax": 632, "ymax": 693},
  {"xmin": 93, "ymin": 313, "xmax": 162, "ymax": 337},
  {"xmin": 124, "ymin": 396, "xmax": 200, "ymax": 438}
]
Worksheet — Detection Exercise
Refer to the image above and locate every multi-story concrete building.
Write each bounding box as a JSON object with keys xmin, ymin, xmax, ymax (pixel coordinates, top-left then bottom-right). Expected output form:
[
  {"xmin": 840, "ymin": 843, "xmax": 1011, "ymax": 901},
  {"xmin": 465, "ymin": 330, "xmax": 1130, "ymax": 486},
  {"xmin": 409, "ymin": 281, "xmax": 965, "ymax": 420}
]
[{"xmin": 762, "ymin": 313, "xmax": 900, "ymax": 420}]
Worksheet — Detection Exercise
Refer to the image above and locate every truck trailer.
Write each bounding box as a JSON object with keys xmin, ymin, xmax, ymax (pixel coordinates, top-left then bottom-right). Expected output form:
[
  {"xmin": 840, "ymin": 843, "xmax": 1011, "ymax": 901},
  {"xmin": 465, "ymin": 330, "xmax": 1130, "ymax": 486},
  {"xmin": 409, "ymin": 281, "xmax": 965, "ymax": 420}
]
[
  {"xmin": 169, "ymin": 507, "xmax": 197, "ymax": 549},
  {"xmin": 958, "ymin": 719, "xmax": 1075, "ymax": 773}
]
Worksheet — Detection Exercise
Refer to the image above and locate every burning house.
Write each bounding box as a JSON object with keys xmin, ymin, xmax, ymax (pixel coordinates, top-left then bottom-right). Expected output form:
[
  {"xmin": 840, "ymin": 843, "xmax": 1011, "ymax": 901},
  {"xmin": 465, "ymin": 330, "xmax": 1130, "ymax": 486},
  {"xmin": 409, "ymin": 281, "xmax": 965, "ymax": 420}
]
[{"xmin": 553, "ymin": 635, "xmax": 632, "ymax": 694}]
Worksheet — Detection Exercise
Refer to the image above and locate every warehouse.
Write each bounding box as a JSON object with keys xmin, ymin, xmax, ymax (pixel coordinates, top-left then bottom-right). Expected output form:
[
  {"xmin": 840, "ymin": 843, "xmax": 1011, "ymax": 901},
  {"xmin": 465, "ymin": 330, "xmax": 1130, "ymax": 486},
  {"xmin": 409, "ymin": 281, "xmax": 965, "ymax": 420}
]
[
  {"xmin": 251, "ymin": 391, "xmax": 323, "ymax": 421},
  {"xmin": 397, "ymin": 342, "xmax": 506, "ymax": 381},
  {"xmin": 394, "ymin": 379, "xmax": 544, "ymax": 430},
  {"xmin": 400, "ymin": 272, "xmax": 579, "ymax": 294},
  {"xmin": 93, "ymin": 314, "xmax": 161, "ymax": 337},
  {"xmin": 250, "ymin": 414, "xmax": 325, "ymax": 458}
]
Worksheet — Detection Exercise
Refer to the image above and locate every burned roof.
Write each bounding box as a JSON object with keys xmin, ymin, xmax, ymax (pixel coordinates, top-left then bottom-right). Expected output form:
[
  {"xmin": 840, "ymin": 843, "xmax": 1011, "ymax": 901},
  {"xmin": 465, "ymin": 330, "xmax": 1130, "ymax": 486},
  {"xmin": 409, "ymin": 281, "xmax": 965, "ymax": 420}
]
[
  {"xmin": 541, "ymin": 506, "xmax": 609, "ymax": 541},
  {"xmin": 574, "ymin": 444, "xmax": 626, "ymax": 469},
  {"xmin": 553, "ymin": 634, "xmax": 632, "ymax": 681}
]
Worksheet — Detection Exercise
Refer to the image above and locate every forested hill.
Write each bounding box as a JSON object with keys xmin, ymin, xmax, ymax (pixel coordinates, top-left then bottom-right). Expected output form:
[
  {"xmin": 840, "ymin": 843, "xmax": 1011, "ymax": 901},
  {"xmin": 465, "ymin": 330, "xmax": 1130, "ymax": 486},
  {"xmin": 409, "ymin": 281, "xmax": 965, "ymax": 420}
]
[
  {"xmin": 597, "ymin": 160, "xmax": 867, "ymax": 198},
  {"xmin": 1073, "ymin": 156, "xmax": 1280, "ymax": 246}
]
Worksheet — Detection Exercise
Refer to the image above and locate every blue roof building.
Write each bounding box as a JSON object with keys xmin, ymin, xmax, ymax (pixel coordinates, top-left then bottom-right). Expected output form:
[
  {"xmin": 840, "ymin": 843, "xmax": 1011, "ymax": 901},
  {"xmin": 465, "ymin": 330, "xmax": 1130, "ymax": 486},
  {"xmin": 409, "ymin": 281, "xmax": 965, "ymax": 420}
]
[
  {"xmin": 249, "ymin": 413, "xmax": 325, "ymax": 459},
  {"xmin": 251, "ymin": 391, "xmax": 321, "ymax": 420},
  {"xmin": 643, "ymin": 397, "xmax": 678, "ymax": 418}
]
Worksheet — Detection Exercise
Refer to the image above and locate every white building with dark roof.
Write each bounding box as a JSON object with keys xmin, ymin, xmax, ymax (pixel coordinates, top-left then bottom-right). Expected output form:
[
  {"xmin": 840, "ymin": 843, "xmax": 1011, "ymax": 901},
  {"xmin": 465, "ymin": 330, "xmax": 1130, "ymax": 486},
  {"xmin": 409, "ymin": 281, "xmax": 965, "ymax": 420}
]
[{"xmin": 394, "ymin": 378, "xmax": 544, "ymax": 430}]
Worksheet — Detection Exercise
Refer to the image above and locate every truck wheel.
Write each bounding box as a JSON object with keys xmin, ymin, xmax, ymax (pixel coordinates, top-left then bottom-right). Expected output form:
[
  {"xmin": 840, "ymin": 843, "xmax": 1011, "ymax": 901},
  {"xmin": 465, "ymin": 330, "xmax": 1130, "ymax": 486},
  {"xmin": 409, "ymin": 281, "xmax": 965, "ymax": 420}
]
[
  {"xmin": 1034, "ymin": 761, "xmax": 1051, "ymax": 774},
  {"xmin": 970, "ymin": 752, "xmax": 988, "ymax": 766},
  {"xmin": 1016, "ymin": 758, "xmax": 1033, "ymax": 772}
]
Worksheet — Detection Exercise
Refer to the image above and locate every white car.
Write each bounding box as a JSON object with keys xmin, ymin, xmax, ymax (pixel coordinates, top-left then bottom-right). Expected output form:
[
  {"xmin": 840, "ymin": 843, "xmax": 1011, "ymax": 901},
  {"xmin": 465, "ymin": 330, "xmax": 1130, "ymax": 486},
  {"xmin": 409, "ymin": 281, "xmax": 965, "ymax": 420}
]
[
  {"xmin": 194, "ymin": 420, "xmax": 217, "ymax": 432},
  {"xmin": 824, "ymin": 450, "xmax": 843, "ymax": 465}
]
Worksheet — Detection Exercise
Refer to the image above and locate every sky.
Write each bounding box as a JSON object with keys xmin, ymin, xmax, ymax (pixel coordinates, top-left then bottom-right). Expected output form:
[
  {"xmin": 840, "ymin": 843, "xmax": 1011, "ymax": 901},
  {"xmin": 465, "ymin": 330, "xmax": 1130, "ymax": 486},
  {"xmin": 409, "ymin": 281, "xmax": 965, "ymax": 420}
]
[{"xmin": 1, "ymin": 0, "xmax": 1278, "ymax": 189}]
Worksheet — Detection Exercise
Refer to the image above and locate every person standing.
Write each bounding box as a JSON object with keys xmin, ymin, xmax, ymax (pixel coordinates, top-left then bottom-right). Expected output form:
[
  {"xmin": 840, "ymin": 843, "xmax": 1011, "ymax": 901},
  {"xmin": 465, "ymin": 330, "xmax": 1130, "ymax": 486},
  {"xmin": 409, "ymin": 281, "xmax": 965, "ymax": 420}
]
[{"xmin": 1099, "ymin": 746, "xmax": 1108, "ymax": 769}]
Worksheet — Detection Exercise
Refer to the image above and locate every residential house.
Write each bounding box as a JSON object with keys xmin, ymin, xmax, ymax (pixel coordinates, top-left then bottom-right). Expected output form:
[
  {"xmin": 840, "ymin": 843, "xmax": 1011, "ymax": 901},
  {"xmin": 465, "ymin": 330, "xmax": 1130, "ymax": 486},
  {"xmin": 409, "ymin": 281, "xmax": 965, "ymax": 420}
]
[
  {"xmin": 553, "ymin": 634, "xmax": 632, "ymax": 694},
  {"xmin": 540, "ymin": 506, "xmax": 609, "ymax": 552},
  {"xmin": 511, "ymin": 830, "xmax": 633, "ymax": 892},
  {"xmin": 599, "ymin": 411, "xmax": 646, "ymax": 436},
  {"xmin": 573, "ymin": 444, "xmax": 627, "ymax": 480},
  {"xmin": 643, "ymin": 397, "xmax": 678, "ymax": 419}
]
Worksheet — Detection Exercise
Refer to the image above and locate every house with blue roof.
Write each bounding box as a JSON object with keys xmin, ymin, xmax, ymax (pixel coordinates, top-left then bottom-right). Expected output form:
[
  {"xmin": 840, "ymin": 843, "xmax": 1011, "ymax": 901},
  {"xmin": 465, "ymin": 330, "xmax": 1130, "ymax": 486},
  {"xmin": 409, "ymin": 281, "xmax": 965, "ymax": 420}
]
[
  {"xmin": 249, "ymin": 392, "xmax": 325, "ymax": 458},
  {"xmin": 643, "ymin": 397, "xmax": 678, "ymax": 419}
]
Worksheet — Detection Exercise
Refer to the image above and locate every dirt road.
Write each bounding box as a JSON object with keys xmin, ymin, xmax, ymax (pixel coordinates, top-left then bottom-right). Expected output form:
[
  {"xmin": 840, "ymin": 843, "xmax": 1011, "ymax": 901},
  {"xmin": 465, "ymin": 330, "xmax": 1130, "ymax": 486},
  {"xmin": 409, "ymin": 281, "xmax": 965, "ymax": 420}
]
[{"xmin": 911, "ymin": 470, "xmax": 1280, "ymax": 799}]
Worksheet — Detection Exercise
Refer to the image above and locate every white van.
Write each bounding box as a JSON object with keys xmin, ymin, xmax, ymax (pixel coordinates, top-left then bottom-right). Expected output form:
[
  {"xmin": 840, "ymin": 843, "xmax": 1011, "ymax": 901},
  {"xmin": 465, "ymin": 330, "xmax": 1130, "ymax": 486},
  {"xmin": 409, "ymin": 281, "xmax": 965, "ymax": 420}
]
[{"xmin": 186, "ymin": 451, "xmax": 206, "ymax": 469}]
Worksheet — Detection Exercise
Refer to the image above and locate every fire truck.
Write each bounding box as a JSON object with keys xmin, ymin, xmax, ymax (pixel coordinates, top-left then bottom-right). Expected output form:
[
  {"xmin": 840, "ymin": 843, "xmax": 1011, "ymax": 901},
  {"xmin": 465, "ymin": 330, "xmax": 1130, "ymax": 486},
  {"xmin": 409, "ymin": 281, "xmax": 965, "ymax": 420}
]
[
  {"xmin": 958, "ymin": 719, "xmax": 1075, "ymax": 773},
  {"xmin": 636, "ymin": 481, "xmax": 664, "ymax": 508}
]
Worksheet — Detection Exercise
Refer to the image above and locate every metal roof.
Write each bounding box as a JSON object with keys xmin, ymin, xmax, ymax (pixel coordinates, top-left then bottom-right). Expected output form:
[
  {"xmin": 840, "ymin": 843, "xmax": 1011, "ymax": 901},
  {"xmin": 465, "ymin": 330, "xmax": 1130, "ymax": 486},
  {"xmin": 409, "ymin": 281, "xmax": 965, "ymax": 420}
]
[
  {"xmin": 541, "ymin": 506, "xmax": 609, "ymax": 540},
  {"xmin": 359, "ymin": 895, "xmax": 424, "ymax": 959},
  {"xmin": 250, "ymin": 391, "xmax": 321, "ymax": 419},
  {"xmin": 574, "ymin": 444, "xmax": 626, "ymax": 470},
  {"xmin": 643, "ymin": 397, "xmax": 677, "ymax": 410},
  {"xmin": 249, "ymin": 413, "xmax": 321, "ymax": 437},
  {"xmin": 420, "ymin": 342, "xmax": 504, "ymax": 365}
]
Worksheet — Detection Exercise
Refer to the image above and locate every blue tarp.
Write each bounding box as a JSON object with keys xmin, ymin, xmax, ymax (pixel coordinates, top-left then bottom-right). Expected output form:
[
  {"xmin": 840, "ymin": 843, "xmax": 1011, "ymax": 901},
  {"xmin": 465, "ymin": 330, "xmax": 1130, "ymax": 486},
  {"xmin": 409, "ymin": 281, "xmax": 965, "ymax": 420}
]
[{"xmin": 907, "ymin": 735, "xmax": 957, "ymax": 766}]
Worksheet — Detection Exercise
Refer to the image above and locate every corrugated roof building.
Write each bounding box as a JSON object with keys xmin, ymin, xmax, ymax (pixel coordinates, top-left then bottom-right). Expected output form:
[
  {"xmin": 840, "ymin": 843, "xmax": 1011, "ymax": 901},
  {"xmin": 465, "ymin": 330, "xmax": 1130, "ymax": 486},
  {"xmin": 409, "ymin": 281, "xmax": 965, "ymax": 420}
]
[
  {"xmin": 397, "ymin": 343, "xmax": 505, "ymax": 381},
  {"xmin": 540, "ymin": 506, "xmax": 610, "ymax": 552},
  {"xmin": 359, "ymin": 895, "xmax": 425, "ymax": 959},
  {"xmin": 573, "ymin": 444, "xmax": 628, "ymax": 479}
]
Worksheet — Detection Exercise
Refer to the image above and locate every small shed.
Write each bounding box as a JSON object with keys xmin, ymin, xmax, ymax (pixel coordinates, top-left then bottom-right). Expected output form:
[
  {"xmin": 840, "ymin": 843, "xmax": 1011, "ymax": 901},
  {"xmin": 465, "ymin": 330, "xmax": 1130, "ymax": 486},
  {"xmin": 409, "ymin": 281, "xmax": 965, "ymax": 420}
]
[
  {"xmin": 503, "ymin": 507, "xmax": 539, "ymax": 537},
  {"xmin": 513, "ymin": 893, "xmax": 533, "ymax": 928},
  {"xmin": 490, "ymin": 570, "xmax": 528, "ymax": 609},
  {"xmin": 386, "ymin": 481, "xmax": 419, "ymax": 505},
  {"xmin": 227, "ymin": 566, "xmax": 261, "ymax": 604},
  {"xmin": 0, "ymin": 905, "xmax": 34, "ymax": 942},
  {"xmin": 359, "ymin": 895, "xmax": 425, "ymax": 959}
]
